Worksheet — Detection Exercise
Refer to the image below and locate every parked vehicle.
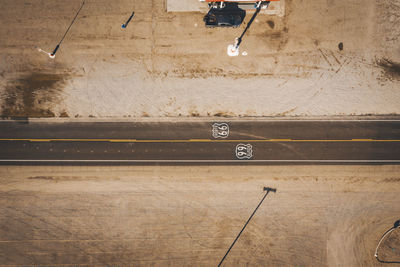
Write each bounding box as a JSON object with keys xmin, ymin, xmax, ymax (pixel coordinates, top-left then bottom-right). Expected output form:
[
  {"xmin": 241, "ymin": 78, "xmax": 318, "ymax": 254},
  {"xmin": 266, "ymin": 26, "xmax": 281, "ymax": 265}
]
[{"xmin": 203, "ymin": 3, "xmax": 246, "ymax": 28}]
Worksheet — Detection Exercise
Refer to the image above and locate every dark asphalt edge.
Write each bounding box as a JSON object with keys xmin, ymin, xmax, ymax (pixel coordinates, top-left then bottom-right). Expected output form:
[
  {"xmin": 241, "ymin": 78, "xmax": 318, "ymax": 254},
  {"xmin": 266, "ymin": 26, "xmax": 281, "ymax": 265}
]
[{"xmin": 1, "ymin": 115, "xmax": 400, "ymax": 124}]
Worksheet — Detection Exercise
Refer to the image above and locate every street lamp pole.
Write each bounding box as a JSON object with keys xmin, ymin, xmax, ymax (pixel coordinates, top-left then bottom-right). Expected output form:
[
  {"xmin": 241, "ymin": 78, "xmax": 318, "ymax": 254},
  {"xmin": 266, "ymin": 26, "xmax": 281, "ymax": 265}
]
[{"xmin": 227, "ymin": 1, "xmax": 268, "ymax": 56}]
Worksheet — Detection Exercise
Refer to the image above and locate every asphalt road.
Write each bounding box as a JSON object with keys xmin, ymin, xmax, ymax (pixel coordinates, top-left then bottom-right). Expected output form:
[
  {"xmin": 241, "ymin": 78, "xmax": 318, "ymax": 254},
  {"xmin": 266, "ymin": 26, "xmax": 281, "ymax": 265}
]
[{"xmin": 0, "ymin": 120, "xmax": 399, "ymax": 163}]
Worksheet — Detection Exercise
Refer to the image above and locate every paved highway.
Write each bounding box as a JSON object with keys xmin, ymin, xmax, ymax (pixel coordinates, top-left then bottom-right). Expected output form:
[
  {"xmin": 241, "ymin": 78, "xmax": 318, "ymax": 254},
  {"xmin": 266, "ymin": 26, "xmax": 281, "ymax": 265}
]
[{"xmin": 0, "ymin": 120, "xmax": 399, "ymax": 163}]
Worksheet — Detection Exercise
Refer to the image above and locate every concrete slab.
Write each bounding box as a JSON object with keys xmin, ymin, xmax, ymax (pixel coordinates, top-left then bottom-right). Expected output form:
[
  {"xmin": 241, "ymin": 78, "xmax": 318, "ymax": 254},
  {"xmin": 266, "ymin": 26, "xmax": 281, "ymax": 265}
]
[
  {"xmin": 166, "ymin": 0, "xmax": 285, "ymax": 17},
  {"xmin": 166, "ymin": 0, "xmax": 208, "ymax": 12},
  {"xmin": 264, "ymin": 0, "xmax": 285, "ymax": 17}
]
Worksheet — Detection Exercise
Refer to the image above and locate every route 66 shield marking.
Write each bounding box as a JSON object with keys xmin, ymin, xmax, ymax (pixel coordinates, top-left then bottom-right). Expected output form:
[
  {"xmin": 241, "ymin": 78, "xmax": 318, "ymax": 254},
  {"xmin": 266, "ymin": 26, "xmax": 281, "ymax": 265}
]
[
  {"xmin": 236, "ymin": 144, "xmax": 253, "ymax": 160},
  {"xmin": 212, "ymin": 123, "xmax": 229, "ymax": 139}
]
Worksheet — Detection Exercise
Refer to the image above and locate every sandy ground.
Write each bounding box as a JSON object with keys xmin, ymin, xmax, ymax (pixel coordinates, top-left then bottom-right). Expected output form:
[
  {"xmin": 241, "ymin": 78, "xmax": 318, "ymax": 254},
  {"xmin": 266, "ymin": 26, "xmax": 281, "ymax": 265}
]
[
  {"xmin": 0, "ymin": 165, "xmax": 399, "ymax": 266},
  {"xmin": 0, "ymin": 0, "xmax": 399, "ymax": 118}
]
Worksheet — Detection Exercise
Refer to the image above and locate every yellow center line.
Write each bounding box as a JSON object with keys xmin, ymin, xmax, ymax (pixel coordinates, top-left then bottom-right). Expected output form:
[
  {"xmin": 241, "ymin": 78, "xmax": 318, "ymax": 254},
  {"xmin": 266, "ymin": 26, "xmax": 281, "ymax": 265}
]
[
  {"xmin": 0, "ymin": 138, "xmax": 399, "ymax": 142},
  {"xmin": 109, "ymin": 139, "xmax": 137, "ymax": 143}
]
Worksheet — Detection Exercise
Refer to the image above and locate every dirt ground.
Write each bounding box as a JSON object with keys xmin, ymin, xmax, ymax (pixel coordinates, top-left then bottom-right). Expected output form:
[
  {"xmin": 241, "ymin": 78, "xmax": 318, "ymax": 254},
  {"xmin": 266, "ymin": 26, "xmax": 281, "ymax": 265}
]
[
  {"xmin": 0, "ymin": 165, "xmax": 399, "ymax": 266},
  {"xmin": 0, "ymin": 0, "xmax": 399, "ymax": 118}
]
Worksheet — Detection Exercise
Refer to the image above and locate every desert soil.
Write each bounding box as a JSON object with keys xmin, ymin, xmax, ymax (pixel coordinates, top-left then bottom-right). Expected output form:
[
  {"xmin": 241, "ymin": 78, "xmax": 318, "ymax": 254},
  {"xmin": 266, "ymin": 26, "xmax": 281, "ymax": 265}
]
[
  {"xmin": 0, "ymin": 165, "xmax": 399, "ymax": 266},
  {"xmin": 0, "ymin": 0, "xmax": 399, "ymax": 118}
]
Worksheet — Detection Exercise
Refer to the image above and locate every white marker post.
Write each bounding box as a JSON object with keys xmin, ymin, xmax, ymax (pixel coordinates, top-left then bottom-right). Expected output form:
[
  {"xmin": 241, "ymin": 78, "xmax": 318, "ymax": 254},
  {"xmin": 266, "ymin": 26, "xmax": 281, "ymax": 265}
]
[{"xmin": 227, "ymin": 38, "xmax": 240, "ymax": 57}]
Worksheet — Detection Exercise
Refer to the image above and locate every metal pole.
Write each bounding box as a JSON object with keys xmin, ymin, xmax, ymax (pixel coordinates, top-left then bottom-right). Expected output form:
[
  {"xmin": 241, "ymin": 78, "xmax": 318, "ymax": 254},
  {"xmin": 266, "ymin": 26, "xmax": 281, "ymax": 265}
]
[
  {"xmin": 51, "ymin": 0, "xmax": 86, "ymax": 57},
  {"xmin": 235, "ymin": 1, "xmax": 269, "ymax": 49},
  {"xmin": 122, "ymin": 11, "xmax": 135, "ymax": 29},
  {"xmin": 218, "ymin": 187, "xmax": 276, "ymax": 267}
]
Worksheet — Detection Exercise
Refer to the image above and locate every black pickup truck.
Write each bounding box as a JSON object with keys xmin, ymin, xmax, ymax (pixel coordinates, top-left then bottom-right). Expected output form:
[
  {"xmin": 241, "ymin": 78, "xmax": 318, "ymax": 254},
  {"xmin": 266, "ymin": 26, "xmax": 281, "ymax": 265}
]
[{"xmin": 203, "ymin": 3, "xmax": 246, "ymax": 28}]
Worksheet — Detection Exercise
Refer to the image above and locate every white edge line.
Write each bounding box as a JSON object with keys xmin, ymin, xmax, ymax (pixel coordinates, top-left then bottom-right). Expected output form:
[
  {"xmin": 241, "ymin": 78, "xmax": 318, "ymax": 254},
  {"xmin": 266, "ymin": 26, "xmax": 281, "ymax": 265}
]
[{"xmin": 0, "ymin": 160, "xmax": 399, "ymax": 163}]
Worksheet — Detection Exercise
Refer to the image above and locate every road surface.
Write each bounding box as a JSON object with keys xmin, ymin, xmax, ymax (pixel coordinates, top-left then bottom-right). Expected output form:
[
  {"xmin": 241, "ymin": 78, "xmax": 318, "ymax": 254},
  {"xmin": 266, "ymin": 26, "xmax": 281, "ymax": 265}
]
[{"xmin": 0, "ymin": 119, "xmax": 399, "ymax": 163}]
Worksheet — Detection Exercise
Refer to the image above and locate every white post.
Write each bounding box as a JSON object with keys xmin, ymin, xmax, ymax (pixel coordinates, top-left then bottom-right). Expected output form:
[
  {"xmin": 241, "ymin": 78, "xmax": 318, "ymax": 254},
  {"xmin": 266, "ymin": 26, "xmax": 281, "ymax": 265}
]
[{"xmin": 227, "ymin": 38, "xmax": 240, "ymax": 57}]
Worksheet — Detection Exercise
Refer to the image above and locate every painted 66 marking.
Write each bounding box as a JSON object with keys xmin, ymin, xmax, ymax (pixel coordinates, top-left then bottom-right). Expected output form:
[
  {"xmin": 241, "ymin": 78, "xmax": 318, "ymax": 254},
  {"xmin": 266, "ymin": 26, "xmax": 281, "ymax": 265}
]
[
  {"xmin": 236, "ymin": 144, "xmax": 253, "ymax": 160},
  {"xmin": 212, "ymin": 123, "xmax": 229, "ymax": 139}
]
